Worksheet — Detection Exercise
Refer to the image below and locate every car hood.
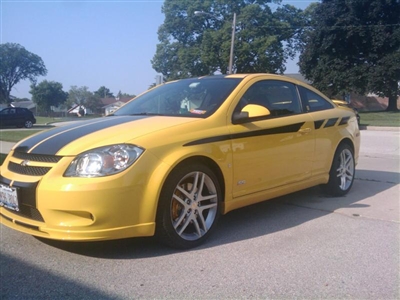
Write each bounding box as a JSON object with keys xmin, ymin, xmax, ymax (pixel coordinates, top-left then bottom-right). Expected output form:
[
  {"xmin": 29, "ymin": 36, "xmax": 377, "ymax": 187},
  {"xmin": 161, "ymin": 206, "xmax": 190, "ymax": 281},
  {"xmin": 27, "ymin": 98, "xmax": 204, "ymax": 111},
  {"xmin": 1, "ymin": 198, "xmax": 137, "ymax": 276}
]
[{"xmin": 13, "ymin": 115, "xmax": 200, "ymax": 156}]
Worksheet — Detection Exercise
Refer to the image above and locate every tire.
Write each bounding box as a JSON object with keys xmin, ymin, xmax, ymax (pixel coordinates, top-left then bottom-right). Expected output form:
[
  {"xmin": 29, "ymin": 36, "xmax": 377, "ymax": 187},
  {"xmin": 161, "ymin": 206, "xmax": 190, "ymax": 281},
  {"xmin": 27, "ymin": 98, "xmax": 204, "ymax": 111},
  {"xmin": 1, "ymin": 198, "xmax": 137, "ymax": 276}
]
[
  {"xmin": 323, "ymin": 143, "xmax": 355, "ymax": 196},
  {"xmin": 156, "ymin": 163, "xmax": 221, "ymax": 249},
  {"xmin": 24, "ymin": 120, "xmax": 33, "ymax": 128}
]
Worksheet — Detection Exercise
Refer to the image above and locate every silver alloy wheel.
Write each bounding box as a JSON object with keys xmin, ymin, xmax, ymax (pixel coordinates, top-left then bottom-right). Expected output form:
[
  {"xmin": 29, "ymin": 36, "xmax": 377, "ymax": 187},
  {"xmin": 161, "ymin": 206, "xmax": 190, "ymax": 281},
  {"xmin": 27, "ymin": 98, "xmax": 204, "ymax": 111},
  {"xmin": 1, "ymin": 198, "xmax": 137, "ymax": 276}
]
[
  {"xmin": 24, "ymin": 120, "xmax": 33, "ymax": 128},
  {"xmin": 336, "ymin": 148, "xmax": 355, "ymax": 191},
  {"xmin": 170, "ymin": 171, "xmax": 218, "ymax": 241}
]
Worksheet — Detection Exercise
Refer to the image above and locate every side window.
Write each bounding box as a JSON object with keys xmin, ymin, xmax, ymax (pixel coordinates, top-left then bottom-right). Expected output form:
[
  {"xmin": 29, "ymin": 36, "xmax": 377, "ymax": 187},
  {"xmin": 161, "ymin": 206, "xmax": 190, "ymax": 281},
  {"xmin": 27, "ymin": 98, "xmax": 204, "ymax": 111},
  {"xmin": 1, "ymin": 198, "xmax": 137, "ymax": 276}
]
[
  {"xmin": 236, "ymin": 80, "xmax": 301, "ymax": 117},
  {"xmin": 298, "ymin": 86, "xmax": 334, "ymax": 112}
]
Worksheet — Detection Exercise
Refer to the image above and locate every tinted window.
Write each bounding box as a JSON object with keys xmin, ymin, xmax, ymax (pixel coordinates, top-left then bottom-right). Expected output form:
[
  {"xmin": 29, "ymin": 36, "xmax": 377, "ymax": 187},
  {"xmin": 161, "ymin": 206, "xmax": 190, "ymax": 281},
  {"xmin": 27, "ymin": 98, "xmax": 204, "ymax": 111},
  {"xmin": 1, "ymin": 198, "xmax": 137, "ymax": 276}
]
[
  {"xmin": 0, "ymin": 108, "xmax": 16, "ymax": 115},
  {"xmin": 236, "ymin": 80, "xmax": 301, "ymax": 117},
  {"xmin": 298, "ymin": 86, "xmax": 334, "ymax": 112}
]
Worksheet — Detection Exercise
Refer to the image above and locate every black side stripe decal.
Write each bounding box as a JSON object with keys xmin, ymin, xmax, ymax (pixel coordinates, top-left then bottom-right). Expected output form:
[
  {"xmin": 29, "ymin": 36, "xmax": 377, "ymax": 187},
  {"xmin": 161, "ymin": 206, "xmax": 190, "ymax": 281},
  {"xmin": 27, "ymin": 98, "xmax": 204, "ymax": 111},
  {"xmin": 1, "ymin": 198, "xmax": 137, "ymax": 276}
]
[
  {"xmin": 314, "ymin": 120, "xmax": 324, "ymax": 129},
  {"xmin": 184, "ymin": 122, "xmax": 305, "ymax": 147},
  {"xmin": 15, "ymin": 116, "xmax": 149, "ymax": 155},
  {"xmin": 339, "ymin": 116, "xmax": 350, "ymax": 125},
  {"xmin": 315, "ymin": 117, "xmax": 349, "ymax": 130},
  {"xmin": 325, "ymin": 118, "xmax": 338, "ymax": 127}
]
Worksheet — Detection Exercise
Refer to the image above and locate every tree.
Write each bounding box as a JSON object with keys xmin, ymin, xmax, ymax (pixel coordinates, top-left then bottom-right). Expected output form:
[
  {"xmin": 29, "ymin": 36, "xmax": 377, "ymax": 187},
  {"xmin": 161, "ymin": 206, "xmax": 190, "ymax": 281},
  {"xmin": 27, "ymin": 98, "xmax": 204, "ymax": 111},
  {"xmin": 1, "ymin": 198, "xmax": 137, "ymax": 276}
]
[
  {"xmin": 116, "ymin": 90, "xmax": 135, "ymax": 99},
  {"xmin": 30, "ymin": 80, "xmax": 68, "ymax": 115},
  {"xmin": 67, "ymin": 86, "xmax": 93, "ymax": 108},
  {"xmin": 0, "ymin": 43, "xmax": 47, "ymax": 103},
  {"xmin": 148, "ymin": 83, "xmax": 157, "ymax": 90},
  {"xmin": 299, "ymin": 0, "xmax": 400, "ymax": 111},
  {"xmin": 152, "ymin": 0, "xmax": 306, "ymax": 80},
  {"xmin": 85, "ymin": 94, "xmax": 103, "ymax": 115},
  {"xmin": 94, "ymin": 86, "xmax": 114, "ymax": 98}
]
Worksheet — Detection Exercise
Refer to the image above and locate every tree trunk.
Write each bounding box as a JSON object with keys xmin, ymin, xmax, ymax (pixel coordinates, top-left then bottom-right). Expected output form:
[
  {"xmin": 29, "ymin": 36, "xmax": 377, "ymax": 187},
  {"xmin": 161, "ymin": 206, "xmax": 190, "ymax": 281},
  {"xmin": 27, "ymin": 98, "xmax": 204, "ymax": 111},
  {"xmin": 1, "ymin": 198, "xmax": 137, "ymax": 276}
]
[{"xmin": 386, "ymin": 95, "xmax": 399, "ymax": 112}]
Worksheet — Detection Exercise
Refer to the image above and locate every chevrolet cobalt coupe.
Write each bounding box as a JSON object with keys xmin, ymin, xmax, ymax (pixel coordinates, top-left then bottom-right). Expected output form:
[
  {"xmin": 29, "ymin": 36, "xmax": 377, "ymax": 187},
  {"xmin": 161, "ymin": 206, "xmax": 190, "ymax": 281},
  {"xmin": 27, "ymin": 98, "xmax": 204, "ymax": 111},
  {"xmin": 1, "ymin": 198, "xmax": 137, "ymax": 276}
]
[{"xmin": 0, "ymin": 74, "xmax": 360, "ymax": 249}]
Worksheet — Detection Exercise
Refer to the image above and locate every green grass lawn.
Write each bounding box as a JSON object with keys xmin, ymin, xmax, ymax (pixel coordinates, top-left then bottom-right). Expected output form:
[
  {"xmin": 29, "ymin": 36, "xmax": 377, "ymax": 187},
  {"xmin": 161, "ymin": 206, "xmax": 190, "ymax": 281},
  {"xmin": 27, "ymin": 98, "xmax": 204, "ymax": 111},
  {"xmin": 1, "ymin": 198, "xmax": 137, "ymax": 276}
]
[
  {"xmin": 359, "ymin": 111, "xmax": 400, "ymax": 127},
  {"xmin": 0, "ymin": 153, "xmax": 6, "ymax": 165},
  {"xmin": 0, "ymin": 130, "xmax": 45, "ymax": 142},
  {"xmin": 36, "ymin": 116, "xmax": 58, "ymax": 124}
]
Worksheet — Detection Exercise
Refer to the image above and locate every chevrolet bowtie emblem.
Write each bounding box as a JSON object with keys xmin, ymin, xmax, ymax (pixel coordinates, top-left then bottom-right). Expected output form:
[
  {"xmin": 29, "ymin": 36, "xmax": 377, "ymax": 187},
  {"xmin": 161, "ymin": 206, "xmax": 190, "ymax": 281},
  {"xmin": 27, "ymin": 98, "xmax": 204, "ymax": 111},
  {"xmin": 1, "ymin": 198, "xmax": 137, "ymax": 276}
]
[{"xmin": 20, "ymin": 160, "xmax": 30, "ymax": 167}]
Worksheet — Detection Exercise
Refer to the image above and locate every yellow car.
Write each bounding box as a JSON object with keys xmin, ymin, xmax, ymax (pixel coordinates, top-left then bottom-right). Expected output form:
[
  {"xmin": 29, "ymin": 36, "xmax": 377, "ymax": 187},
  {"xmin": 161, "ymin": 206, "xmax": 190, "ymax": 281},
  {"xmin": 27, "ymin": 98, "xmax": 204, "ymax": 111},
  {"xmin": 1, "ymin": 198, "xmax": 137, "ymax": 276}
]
[
  {"xmin": 332, "ymin": 99, "xmax": 360, "ymax": 124},
  {"xmin": 0, "ymin": 74, "xmax": 360, "ymax": 249}
]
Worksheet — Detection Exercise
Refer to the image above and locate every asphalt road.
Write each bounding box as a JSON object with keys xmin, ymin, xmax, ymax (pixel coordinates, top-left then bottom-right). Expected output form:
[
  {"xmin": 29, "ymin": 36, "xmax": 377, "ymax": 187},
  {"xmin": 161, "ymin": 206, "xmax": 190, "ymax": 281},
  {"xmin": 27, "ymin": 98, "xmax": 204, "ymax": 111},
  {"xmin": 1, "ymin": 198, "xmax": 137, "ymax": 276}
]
[{"xmin": 1, "ymin": 129, "xmax": 399, "ymax": 299}]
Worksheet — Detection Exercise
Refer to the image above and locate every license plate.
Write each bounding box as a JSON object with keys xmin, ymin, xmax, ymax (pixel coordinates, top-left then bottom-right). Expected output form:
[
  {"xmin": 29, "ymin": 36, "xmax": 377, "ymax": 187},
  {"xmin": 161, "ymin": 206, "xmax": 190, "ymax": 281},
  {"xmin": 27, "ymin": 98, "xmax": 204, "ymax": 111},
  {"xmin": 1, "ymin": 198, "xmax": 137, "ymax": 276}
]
[{"xmin": 0, "ymin": 184, "xmax": 19, "ymax": 211}]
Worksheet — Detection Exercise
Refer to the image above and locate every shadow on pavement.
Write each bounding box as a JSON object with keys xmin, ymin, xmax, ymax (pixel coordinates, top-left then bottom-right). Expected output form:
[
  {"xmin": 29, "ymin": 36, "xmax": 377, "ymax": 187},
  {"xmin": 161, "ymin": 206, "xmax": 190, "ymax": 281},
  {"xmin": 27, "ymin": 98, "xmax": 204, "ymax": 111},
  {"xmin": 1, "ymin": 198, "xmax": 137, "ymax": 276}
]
[
  {"xmin": 0, "ymin": 252, "xmax": 116, "ymax": 299},
  {"xmin": 34, "ymin": 169, "xmax": 399, "ymax": 259}
]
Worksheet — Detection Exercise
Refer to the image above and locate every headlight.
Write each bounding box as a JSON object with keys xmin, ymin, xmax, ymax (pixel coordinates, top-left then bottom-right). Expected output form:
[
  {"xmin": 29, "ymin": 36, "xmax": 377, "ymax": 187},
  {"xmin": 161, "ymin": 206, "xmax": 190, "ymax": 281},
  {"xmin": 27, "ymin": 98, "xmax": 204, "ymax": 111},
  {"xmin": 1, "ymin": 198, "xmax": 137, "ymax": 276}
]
[{"xmin": 64, "ymin": 144, "xmax": 144, "ymax": 177}]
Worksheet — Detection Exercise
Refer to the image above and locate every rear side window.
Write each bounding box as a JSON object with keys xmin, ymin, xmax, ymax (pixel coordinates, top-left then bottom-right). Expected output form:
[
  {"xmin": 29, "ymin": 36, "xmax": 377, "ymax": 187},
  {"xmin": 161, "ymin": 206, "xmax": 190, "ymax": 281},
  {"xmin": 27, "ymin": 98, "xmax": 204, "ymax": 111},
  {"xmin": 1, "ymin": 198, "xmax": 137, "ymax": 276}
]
[{"xmin": 298, "ymin": 86, "xmax": 334, "ymax": 112}]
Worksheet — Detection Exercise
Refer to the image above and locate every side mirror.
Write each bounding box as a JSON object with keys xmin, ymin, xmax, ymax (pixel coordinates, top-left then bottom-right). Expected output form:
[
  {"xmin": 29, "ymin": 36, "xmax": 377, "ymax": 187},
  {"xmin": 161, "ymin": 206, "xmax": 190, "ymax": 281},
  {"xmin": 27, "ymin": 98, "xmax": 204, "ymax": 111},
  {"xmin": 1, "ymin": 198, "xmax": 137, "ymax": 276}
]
[{"xmin": 232, "ymin": 104, "xmax": 271, "ymax": 124}]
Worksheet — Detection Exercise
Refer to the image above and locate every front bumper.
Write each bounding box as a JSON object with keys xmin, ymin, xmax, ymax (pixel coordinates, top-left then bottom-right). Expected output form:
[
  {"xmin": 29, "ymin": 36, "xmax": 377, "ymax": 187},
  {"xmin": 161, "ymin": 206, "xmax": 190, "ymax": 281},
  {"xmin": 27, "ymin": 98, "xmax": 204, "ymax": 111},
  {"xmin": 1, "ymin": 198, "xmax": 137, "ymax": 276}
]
[{"xmin": 0, "ymin": 149, "xmax": 165, "ymax": 241}]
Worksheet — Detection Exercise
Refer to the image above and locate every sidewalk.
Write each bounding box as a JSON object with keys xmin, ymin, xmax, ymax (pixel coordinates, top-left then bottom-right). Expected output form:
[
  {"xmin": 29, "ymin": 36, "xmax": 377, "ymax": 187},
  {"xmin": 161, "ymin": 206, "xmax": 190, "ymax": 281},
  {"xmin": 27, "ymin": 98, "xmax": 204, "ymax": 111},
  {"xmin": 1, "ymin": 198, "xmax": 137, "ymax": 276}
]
[
  {"xmin": 359, "ymin": 125, "xmax": 400, "ymax": 132},
  {"xmin": 0, "ymin": 141, "xmax": 15, "ymax": 154}
]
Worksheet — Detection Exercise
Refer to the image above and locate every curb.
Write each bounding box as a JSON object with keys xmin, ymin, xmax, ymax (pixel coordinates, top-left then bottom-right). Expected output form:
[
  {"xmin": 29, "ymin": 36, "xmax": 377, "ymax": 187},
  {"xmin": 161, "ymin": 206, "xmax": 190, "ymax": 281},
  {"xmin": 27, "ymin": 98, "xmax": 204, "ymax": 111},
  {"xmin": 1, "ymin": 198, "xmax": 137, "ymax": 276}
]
[{"xmin": 359, "ymin": 126, "xmax": 400, "ymax": 131}]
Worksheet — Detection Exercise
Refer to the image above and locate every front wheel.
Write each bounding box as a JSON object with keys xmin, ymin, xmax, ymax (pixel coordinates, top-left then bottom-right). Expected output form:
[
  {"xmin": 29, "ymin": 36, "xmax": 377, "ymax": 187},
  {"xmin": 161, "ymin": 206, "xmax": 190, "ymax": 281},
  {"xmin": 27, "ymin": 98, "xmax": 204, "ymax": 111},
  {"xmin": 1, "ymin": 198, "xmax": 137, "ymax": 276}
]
[
  {"xmin": 323, "ymin": 143, "xmax": 355, "ymax": 196},
  {"xmin": 156, "ymin": 163, "xmax": 221, "ymax": 249}
]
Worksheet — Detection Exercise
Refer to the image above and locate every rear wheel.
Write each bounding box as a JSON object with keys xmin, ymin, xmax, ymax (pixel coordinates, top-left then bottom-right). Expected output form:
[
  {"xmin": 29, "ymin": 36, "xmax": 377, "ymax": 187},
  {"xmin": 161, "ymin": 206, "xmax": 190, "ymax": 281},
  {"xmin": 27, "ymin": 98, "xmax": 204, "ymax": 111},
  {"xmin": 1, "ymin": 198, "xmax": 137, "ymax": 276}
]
[
  {"xmin": 323, "ymin": 143, "xmax": 355, "ymax": 196},
  {"xmin": 156, "ymin": 163, "xmax": 221, "ymax": 249},
  {"xmin": 24, "ymin": 120, "xmax": 33, "ymax": 128}
]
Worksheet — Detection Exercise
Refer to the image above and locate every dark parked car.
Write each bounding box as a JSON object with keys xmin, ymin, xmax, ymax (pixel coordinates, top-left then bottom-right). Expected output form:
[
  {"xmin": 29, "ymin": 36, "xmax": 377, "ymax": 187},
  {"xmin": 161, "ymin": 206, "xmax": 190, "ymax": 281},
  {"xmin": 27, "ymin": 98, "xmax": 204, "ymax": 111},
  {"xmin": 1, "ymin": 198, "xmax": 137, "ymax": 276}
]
[{"xmin": 0, "ymin": 107, "xmax": 36, "ymax": 128}]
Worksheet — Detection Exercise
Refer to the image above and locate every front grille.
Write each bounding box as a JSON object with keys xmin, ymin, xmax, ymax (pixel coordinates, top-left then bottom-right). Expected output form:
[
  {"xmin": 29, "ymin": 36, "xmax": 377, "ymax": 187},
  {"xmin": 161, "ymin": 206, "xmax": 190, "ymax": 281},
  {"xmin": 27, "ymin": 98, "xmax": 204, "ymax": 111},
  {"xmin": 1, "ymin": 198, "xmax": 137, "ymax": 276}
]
[
  {"xmin": 8, "ymin": 161, "xmax": 51, "ymax": 176},
  {"xmin": 4, "ymin": 205, "xmax": 44, "ymax": 222},
  {"xmin": 13, "ymin": 151, "xmax": 63, "ymax": 163}
]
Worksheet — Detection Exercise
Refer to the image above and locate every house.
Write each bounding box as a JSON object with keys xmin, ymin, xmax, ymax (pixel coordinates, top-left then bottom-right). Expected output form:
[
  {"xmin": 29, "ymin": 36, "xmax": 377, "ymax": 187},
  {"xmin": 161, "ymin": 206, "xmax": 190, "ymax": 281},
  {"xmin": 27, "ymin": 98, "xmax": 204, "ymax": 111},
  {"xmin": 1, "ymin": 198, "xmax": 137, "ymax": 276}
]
[
  {"xmin": 100, "ymin": 97, "xmax": 133, "ymax": 115},
  {"xmin": 68, "ymin": 105, "xmax": 88, "ymax": 117},
  {"xmin": 10, "ymin": 100, "xmax": 36, "ymax": 111}
]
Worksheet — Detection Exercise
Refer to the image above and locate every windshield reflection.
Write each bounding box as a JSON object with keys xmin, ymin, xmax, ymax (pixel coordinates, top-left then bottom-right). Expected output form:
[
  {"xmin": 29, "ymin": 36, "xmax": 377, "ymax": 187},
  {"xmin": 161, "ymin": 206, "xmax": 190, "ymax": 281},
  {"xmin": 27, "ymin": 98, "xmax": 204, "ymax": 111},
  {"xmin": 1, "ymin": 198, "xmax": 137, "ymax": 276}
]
[{"xmin": 113, "ymin": 77, "xmax": 242, "ymax": 118}]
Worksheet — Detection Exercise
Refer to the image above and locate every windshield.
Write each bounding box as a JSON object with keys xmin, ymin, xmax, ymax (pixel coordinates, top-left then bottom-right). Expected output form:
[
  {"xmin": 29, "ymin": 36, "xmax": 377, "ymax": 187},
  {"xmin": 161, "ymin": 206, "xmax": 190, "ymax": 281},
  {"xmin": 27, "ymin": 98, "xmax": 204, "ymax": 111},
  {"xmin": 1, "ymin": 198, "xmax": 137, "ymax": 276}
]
[{"xmin": 113, "ymin": 77, "xmax": 242, "ymax": 118}]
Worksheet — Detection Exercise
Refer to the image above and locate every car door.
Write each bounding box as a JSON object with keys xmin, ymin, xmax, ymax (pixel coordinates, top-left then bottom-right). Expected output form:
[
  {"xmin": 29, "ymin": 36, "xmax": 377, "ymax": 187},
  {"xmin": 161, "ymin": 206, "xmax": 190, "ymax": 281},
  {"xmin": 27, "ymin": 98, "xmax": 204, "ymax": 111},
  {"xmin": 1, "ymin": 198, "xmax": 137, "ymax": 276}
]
[
  {"xmin": 0, "ymin": 109, "xmax": 7, "ymax": 126},
  {"xmin": 15, "ymin": 108, "xmax": 26, "ymax": 125},
  {"xmin": 229, "ymin": 79, "xmax": 315, "ymax": 198},
  {"xmin": 297, "ymin": 85, "xmax": 347, "ymax": 177},
  {"xmin": 0, "ymin": 108, "xmax": 15, "ymax": 126}
]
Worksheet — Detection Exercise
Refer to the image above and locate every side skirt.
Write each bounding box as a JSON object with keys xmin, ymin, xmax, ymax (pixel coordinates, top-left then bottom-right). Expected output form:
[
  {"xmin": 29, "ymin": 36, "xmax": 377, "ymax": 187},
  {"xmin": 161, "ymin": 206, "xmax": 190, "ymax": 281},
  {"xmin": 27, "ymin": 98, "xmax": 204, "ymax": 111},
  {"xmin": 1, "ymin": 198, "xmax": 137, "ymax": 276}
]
[{"xmin": 221, "ymin": 175, "xmax": 329, "ymax": 214}]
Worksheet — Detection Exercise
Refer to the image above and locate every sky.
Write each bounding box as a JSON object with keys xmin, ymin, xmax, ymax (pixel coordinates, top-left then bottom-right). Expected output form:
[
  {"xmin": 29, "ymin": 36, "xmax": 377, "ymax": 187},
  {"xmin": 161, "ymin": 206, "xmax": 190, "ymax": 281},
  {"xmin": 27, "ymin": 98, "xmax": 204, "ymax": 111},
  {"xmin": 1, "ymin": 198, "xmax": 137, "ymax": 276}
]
[{"xmin": 1, "ymin": 0, "xmax": 314, "ymax": 100}]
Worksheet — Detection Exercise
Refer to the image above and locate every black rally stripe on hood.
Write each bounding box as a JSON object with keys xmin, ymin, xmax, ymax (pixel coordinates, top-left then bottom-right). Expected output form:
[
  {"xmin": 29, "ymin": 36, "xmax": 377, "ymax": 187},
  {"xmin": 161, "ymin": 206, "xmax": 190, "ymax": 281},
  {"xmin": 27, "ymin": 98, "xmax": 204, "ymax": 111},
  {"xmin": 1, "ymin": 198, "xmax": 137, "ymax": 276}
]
[
  {"xmin": 15, "ymin": 116, "xmax": 148, "ymax": 155},
  {"xmin": 16, "ymin": 117, "xmax": 116, "ymax": 149}
]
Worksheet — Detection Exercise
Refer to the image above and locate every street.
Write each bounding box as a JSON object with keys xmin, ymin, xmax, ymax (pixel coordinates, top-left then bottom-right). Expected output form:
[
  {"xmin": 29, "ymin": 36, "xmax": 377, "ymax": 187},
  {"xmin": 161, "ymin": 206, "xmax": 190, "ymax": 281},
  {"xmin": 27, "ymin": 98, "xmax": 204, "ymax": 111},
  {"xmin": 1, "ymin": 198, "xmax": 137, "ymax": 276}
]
[{"xmin": 1, "ymin": 129, "xmax": 399, "ymax": 299}]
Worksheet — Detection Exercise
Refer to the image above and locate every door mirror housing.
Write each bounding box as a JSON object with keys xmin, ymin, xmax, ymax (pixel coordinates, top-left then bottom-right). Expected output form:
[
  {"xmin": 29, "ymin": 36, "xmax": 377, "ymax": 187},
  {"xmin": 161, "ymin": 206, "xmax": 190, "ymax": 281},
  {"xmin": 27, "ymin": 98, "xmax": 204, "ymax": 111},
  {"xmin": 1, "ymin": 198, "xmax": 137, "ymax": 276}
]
[{"xmin": 232, "ymin": 104, "xmax": 271, "ymax": 124}]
